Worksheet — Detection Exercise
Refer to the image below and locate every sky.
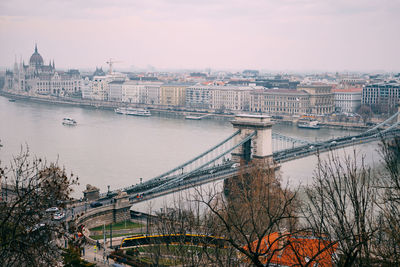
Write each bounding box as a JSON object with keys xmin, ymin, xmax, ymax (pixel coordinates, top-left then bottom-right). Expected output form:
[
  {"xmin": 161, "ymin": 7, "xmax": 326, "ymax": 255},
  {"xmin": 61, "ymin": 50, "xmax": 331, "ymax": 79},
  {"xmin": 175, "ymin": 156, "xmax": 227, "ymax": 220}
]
[{"xmin": 0, "ymin": 0, "xmax": 399, "ymax": 72}]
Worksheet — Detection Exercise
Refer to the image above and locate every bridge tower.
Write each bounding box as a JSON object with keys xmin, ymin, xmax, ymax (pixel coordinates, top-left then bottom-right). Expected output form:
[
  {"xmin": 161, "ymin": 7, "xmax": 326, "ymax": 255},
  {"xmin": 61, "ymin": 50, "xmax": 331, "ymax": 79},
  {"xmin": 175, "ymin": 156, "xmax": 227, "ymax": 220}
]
[{"xmin": 231, "ymin": 114, "xmax": 274, "ymax": 165}]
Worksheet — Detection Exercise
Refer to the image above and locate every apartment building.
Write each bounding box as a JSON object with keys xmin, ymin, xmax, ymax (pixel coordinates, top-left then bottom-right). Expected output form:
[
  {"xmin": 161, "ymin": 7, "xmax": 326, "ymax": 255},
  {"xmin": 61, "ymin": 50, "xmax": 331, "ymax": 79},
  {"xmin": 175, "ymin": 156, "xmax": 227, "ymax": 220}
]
[
  {"xmin": 333, "ymin": 88, "xmax": 362, "ymax": 113},
  {"xmin": 362, "ymin": 81, "xmax": 400, "ymax": 113},
  {"xmin": 186, "ymin": 85, "xmax": 254, "ymax": 112},
  {"xmin": 250, "ymin": 89, "xmax": 310, "ymax": 115},
  {"xmin": 160, "ymin": 84, "xmax": 188, "ymax": 107}
]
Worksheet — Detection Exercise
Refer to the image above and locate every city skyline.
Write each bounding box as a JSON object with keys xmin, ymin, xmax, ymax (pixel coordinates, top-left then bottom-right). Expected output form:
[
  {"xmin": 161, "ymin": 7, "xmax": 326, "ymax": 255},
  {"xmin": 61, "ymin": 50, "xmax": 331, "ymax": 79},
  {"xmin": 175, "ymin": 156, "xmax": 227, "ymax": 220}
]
[{"xmin": 1, "ymin": 0, "xmax": 399, "ymax": 72}]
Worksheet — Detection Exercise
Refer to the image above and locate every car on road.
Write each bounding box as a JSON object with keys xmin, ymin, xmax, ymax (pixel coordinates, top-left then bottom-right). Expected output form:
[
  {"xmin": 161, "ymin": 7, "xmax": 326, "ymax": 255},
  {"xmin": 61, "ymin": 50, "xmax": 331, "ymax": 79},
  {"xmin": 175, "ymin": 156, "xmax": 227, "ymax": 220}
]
[
  {"xmin": 53, "ymin": 212, "xmax": 65, "ymax": 221},
  {"xmin": 231, "ymin": 163, "xmax": 240, "ymax": 168},
  {"xmin": 90, "ymin": 201, "xmax": 103, "ymax": 208},
  {"xmin": 45, "ymin": 207, "xmax": 59, "ymax": 213}
]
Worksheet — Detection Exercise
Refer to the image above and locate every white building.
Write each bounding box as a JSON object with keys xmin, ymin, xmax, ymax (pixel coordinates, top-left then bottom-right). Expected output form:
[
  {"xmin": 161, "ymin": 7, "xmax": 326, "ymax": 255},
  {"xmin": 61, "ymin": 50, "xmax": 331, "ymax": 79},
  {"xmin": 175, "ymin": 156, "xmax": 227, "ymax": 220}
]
[
  {"xmin": 186, "ymin": 85, "xmax": 256, "ymax": 111},
  {"xmin": 89, "ymin": 72, "xmax": 127, "ymax": 101},
  {"xmin": 108, "ymin": 80, "xmax": 124, "ymax": 102},
  {"xmin": 186, "ymin": 85, "xmax": 212, "ymax": 109},
  {"xmin": 81, "ymin": 77, "xmax": 92, "ymax": 99},
  {"xmin": 145, "ymin": 82, "xmax": 163, "ymax": 105},
  {"xmin": 210, "ymin": 85, "xmax": 254, "ymax": 112},
  {"xmin": 122, "ymin": 80, "xmax": 146, "ymax": 103},
  {"xmin": 333, "ymin": 88, "xmax": 362, "ymax": 113}
]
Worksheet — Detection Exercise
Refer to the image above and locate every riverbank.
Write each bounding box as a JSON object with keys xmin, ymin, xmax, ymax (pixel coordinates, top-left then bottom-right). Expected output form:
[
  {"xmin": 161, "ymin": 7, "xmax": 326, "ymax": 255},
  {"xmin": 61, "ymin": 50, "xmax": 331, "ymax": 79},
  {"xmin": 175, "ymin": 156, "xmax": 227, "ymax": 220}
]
[
  {"xmin": 0, "ymin": 89, "xmax": 372, "ymax": 130},
  {"xmin": 0, "ymin": 89, "xmax": 235, "ymax": 121}
]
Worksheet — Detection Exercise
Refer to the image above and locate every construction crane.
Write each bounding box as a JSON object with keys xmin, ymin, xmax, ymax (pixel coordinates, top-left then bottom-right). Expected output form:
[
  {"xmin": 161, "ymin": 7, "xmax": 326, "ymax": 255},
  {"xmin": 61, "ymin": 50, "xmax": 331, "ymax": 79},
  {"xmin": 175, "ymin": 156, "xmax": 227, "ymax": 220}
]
[{"xmin": 106, "ymin": 58, "xmax": 122, "ymax": 74}]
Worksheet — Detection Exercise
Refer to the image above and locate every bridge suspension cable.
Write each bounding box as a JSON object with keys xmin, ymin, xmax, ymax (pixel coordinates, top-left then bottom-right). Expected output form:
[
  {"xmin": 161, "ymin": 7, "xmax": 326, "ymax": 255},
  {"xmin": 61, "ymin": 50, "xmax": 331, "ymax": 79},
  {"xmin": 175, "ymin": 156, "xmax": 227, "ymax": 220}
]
[
  {"xmin": 272, "ymin": 132, "xmax": 309, "ymax": 145},
  {"xmin": 365, "ymin": 111, "xmax": 399, "ymax": 133},
  {"xmin": 381, "ymin": 121, "xmax": 400, "ymax": 133},
  {"xmin": 141, "ymin": 131, "xmax": 257, "ymax": 195},
  {"xmin": 123, "ymin": 130, "xmax": 241, "ymax": 193}
]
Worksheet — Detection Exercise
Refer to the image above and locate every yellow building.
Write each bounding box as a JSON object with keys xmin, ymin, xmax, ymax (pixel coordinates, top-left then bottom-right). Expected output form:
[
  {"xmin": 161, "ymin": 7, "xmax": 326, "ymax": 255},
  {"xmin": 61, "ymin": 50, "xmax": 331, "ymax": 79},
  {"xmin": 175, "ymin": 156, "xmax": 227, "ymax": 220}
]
[
  {"xmin": 160, "ymin": 84, "xmax": 188, "ymax": 107},
  {"xmin": 297, "ymin": 84, "xmax": 334, "ymax": 115}
]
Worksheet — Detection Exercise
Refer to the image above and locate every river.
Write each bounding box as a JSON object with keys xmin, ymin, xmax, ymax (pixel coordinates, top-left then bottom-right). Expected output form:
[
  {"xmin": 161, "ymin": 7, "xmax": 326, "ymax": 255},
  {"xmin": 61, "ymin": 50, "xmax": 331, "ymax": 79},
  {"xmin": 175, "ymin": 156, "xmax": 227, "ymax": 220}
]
[{"xmin": 0, "ymin": 95, "xmax": 380, "ymax": 203}]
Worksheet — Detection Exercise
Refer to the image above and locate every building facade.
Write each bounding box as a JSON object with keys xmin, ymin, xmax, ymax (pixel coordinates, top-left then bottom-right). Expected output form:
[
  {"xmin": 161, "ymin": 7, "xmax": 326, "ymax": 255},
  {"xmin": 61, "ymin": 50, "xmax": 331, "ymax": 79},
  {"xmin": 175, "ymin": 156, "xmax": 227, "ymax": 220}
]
[
  {"xmin": 5, "ymin": 45, "xmax": 82, "ymax": 96},
  {"xmin": 333, "ymin": 88, "xmax": 362, "ymax": 113},
  {"xmin": 160, "ymin": 84, "xmax": 188, "ymax": 107},
  {"xmin": 185, "ymin": 85, "xmax": 212, "ymax": 109},
  {"xmin": 362, "ymin": 81, "xmax": 400, "ymax": 113},
  {"xmin": 87, "ymin": 72, "xmax": 126, "ymax": 101},
  {"xmin": 108, "ymin": 80, "xmax": 124, "ymax": 102},
  {"xmin": 250, "ymin": 89, "xmax": 310, "ymax": 115},
  {"xmin": 121, "ymin": 80, "xmax": 146, "ymax": 103},
  {"xmin": 144, "ymin": 82, "xmax": 163, "ymax": 105},
  {"xmin": 297, "ymin": 84, "xmax": 334, "ymax": 115},
  {"xmin": 186, "ymin": 85, "xmax": 255, "ymax": 112}
]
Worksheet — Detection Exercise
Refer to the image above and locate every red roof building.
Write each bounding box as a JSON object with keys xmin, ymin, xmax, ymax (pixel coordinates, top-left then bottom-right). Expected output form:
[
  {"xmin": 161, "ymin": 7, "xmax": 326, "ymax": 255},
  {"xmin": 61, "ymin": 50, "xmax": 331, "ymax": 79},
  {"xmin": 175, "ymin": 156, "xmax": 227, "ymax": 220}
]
[{"xmin": 243, "ymin": 232, "xmax": 338, "ymax": 267}]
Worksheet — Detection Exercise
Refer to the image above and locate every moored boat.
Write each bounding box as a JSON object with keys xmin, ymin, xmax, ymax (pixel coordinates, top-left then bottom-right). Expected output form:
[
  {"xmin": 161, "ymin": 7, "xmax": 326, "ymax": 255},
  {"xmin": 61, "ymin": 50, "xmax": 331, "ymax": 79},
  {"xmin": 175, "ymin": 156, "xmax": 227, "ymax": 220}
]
[
  {"xmin": 115, "ymin": 107, "xmax": 151, "ymax": 116},
  {"xmin": 297, "ymin": 120, "xmax": 320, "ymax": 129},
  {"xmin": 185, "ymin": 116, "xmax": 202, "ymax": 120}
]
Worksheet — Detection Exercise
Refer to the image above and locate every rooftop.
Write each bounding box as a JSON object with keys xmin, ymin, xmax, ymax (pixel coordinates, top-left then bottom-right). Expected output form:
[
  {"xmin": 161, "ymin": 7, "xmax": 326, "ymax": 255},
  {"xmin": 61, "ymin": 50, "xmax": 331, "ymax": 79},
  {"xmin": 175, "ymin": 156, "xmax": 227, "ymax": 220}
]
[{"xmin": 333, "ymin": 88, "xmax": 362, "ymax": 93}]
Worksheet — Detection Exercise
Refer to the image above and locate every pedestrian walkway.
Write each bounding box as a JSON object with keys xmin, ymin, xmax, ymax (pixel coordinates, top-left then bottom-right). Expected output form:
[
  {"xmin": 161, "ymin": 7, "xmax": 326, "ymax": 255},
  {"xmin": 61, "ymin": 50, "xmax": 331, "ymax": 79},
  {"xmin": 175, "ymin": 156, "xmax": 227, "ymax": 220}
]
[
  {"xmin": 81, "ymin": 225, "xmax": 130, "ymax": 266},
  {"xmin": 81, "ymin": 244, "xmax": 129, "ymax": 267}
]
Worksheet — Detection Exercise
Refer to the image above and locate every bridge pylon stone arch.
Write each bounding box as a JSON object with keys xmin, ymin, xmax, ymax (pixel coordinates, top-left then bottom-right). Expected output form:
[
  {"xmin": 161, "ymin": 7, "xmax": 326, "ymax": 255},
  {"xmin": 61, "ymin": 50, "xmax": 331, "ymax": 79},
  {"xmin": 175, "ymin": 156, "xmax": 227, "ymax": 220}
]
[{"xmin": 231, "ymin": 114, "xmax": 274, "ymax": 165}]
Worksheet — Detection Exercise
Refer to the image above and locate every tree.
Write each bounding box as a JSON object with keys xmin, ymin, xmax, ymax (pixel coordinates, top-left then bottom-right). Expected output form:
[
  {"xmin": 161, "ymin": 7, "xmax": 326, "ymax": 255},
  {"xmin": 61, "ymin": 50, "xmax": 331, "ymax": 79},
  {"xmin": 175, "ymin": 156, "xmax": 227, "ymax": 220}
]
[
  {"xmin": 303, "ymin": 150, "xmax": 378, "ymax": 266},
  {"xmin": 146, "ymin": 193, "xmax": 228, "ymax": 266},
  {"xmin": 62, "ymin": 244, "xmax": 94, "ymax": 267},
  {"xmin": 357, "ymin": 105, "xmax": 373, "ymax": 124},
  {"xmin": 372, "ymin": 137, "xmax": 400, "ymax": 265},
  {"xmin": 194, "ymin": 162, "xmax": 300, "ymax": 266},
  {"xmin": 0, "ymin": 146, "xmax": 78, "ymax": 266}
]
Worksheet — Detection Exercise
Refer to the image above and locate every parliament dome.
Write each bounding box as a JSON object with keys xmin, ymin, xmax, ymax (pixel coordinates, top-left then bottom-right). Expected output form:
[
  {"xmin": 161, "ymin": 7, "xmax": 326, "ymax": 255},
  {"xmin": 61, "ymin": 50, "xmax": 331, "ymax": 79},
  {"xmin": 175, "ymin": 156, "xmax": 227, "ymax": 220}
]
[{"xmin": 29, "ymin": 44, "xmax": 44, "ymax": 66}]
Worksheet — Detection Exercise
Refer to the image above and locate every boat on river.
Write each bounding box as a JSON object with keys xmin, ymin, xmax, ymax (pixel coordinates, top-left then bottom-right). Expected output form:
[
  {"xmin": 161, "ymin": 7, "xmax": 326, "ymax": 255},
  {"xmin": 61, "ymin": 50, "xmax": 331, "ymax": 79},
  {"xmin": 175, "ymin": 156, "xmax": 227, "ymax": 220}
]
[
  {"xmin": 185, "ymin": 116, "xmax": 202, "ymax": 120},
  {"xmin": 62, "ymin": 117, "xmax": 77, "ymax": 126},
  {"xmin": 297, "ymin": 120, "xmax": 320, "ymax": 129},
  {"xmin": 115, "ymin": 107, "xmax": 151, "ymax": 117}
]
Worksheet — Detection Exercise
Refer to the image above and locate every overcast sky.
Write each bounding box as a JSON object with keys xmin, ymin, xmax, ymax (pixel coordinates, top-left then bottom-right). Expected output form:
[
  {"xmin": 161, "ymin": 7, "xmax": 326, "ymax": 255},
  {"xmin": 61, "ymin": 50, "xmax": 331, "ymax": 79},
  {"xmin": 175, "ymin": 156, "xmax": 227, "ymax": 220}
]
[{"xmin": 0, "ymin": 0, "xmax": 399, "ymax": 72}]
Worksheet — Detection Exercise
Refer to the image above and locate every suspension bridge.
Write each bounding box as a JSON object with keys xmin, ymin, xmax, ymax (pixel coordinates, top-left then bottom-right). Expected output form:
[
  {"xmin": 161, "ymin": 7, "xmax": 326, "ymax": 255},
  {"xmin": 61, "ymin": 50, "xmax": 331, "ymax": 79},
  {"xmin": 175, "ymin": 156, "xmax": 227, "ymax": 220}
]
[{"xmin": 101, "ymin": 109, "xmax": 400, "ymax": 204}]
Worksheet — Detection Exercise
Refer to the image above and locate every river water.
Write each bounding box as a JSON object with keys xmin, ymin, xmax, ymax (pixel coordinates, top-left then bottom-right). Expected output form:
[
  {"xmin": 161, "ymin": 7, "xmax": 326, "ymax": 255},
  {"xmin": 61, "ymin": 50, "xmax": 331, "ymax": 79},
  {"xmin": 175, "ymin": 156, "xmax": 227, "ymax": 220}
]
[{"xmin": 0, "ymin": 95, "xmax": 381, "ymax": 204}]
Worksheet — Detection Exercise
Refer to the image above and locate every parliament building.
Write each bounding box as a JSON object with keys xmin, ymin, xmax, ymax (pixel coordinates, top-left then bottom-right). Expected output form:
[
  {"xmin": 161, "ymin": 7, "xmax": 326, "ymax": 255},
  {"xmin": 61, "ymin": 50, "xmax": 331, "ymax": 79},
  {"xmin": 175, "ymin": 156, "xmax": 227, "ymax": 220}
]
[{"xmin": 5, "ymin": 44, "xmax": 82, "ymax": 96}]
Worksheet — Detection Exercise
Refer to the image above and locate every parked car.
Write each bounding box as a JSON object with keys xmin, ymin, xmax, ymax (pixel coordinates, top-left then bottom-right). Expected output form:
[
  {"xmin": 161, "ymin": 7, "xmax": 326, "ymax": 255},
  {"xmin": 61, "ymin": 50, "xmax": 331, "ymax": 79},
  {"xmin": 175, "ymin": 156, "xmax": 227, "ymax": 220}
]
[
  {"xmin": 31, "ymin": 223, "xmax": 46, "ymax": 232},
  {"xmin": 90, "ymin": 201, "xmax": 103, "ymax": 208},
  {"xmin": 45, "ymin": 207, "xmax": 59, "ymax": 213}
]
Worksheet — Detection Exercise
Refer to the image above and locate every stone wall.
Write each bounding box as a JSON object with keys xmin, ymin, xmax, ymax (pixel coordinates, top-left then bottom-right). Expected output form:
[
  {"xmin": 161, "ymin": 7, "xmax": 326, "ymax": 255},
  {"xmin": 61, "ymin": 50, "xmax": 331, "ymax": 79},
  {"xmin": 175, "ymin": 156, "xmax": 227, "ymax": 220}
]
[{"xmin": 76, "ymin": 200, "xmax": 131, "ymax": 230}]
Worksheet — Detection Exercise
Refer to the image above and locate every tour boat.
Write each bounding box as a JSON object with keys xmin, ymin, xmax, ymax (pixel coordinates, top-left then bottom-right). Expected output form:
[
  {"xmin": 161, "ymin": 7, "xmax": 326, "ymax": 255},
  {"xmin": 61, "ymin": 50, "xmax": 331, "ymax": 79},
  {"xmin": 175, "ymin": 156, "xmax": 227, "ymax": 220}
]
[
  {"xmin": 62, "ymin": 117, "xmax": 77, "ymax": 126},
  {"xmin": 115, "ymin": 107, "xmax": 151, "ymax": 117},
  {"xmin": 297, "ymin": 120, "xmax": 320, "ymax": 129}
]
